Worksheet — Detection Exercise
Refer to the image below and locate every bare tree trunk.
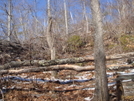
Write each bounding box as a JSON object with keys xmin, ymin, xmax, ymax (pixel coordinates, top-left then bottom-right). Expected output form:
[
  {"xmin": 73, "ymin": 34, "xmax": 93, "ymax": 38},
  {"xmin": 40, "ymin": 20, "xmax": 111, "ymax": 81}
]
[
  {"xmin": 64, "ymin": 0, "xmax": 69, "ymax": 35},
  {"xmin": 19, "ymin": 10, "xmax": 27, "ymax": 41},
  {"xmin": 47, "ymin": 0, "xmax": 55, "ymax": 60},
  {"xmin": 90, "ymin": 0, "xmax": 109, "ymax": 101},
  {"xmin": 83, "ymin": 1, "xmax": 89, "ymax": 33},
  {"xmin": 7, "ymin": 0, "xmax": 11, "ymax": 41},
  {"xmin": 7, "ymin": 0, "xmax": 19, "ymax": 43},
  {"xmin": 70, "ymin": 11, "xmax": 74, "ymax": 23},
  {"xmin": 116, "ymin": 0, "xmax": 128, "ymax": 53}
]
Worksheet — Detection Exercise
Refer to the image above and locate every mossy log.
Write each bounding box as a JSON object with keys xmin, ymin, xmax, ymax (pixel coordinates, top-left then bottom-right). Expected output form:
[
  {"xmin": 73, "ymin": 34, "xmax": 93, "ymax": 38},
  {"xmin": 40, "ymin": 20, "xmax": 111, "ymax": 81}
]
[{"xmin": 0, "ymin": 52, "xmax": 134, "ymax": 70}]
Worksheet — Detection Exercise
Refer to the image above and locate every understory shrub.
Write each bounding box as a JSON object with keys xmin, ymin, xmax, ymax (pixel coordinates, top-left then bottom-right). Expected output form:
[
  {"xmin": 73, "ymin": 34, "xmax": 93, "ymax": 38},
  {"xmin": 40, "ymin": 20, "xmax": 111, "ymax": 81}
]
[
  {"xmin": 119, "ymin": 35, "xmax": 134, "ymax": 51},
  {"xmin": 66, "ymin": 35, "xmax": 84, "ymax": 52}
]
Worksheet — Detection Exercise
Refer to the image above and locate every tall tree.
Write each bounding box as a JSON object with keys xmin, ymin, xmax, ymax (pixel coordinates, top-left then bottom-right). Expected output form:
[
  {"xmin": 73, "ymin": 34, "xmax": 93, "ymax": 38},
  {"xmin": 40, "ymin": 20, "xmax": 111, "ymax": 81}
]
[
  {"xmin": 47, "ymin": 0, "xmax": 55, "ymax": 60},
  {"xmin": 7, "ymin": 0, "xmax": 11, "ymax": 41},
  {"xmin": 64, "ymin": 0, "xmax": 69, "ymax": 35},
  {"xmin": 90, "ymin": 0, "xmax": 109, "ymax": 101},
  {"xmin": 82, "ymin": 0, "xmax": 89, "ymax": 33},
  {"xmin": 6, "ymin": 0, "xmax": 19, "ymax": 42}
]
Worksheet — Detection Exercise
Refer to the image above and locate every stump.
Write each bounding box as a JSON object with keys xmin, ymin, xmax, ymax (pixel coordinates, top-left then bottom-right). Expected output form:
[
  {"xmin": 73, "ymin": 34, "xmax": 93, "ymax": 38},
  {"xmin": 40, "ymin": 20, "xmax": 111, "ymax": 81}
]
[{"xmin": 116, "ymin": 73, "xmax": 134, "ymax": 101}]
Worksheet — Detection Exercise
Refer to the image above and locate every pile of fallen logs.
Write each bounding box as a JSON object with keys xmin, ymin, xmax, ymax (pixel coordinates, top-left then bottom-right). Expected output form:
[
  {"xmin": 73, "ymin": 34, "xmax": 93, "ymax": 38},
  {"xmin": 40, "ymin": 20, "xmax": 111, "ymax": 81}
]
[{"xmin": 0, "ymin": 52, "xmax": 134, "ymax": 75}]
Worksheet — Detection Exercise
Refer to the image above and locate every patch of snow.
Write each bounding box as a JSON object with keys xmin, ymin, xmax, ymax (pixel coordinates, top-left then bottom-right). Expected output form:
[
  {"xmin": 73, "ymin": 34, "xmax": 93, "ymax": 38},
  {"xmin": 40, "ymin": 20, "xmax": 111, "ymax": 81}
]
[
  {"xmin": 128, "ymin": 69, "xmax": 134, "ymax": 73},
  {"xmin": 117, "ymin": 72, "xmax": 126, "ymax": 74},
  {"xmin": 75, "ymin": 75, "xmax": 94, "ymax": 80},
  {"xmin": 119, "ymin": 72, "xmax": 134, "ymax": 75},
  {"xmin": 83, "ymin": 87, "xmax": 95, "ymax": 90},
  {"xmin": 2, "ymin": 87, "xmax": 6, "ymax": 89},
  {"xmin": 84, "ymin": 96, "xmax": 94, "ymax": 101},
  {"xmin": 68, "ymin": 84, "xmax": 83, "ymax": 88},
  {"xmin": 43, "ymin": 71, "xmax": 51, "ymax": 73},
  {"xmin": 55, "ymin": 86, "xmax": 61, "ymax": 89},
  {"xmin": 45, "ymin": 78, "xmax": 50, "ymax": 80},
  {"xmin": 107, "ymin": 72, "xmax": 114, "ymax": 75},
  {"xmin": 108, "ymin": 82, "xmax": 116, "ymax": 86},
  {"xmin": 18, "ymin": 73, "xmax": 27, "ymax": 78},
  {"xmin": 10, "ymin": 85, "xmax": 15, "ymax": 89},
  {"xmin": 23, "ymin": 82, "xmax": 31, "ymax": 84},
  {"xmin": 122, "ymin": 79, "xmax": 132, "ymax": 82},
  {"xmin": 122, "ymin": 62, "xmax": 128, "ymax": 65},
  {"xmin": 113, "ymin": 86, "xmax": 116, "ymax": 89},
  {"xmin": 68, "ymin": 84, "xmax": 77, "ymax": 87}
]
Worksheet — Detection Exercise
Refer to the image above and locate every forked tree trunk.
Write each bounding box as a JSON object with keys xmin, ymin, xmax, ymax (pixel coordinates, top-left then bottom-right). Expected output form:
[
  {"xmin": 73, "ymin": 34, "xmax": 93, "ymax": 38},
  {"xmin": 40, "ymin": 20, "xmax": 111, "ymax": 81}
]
[
  {"xmin": 47, "ymin": 0, "xmax": 55, "ymax": 60},
  {"xmin": 90, "ymin": 0, "xmax": 109, "ymax": 101}
]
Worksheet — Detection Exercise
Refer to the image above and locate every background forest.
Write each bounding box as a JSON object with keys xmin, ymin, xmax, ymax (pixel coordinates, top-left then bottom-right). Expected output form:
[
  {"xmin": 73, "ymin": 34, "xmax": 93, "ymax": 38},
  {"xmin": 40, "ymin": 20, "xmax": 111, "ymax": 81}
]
[{"xmin": 0, "ymin": 0, "xmax": 134, "ymax": 60}]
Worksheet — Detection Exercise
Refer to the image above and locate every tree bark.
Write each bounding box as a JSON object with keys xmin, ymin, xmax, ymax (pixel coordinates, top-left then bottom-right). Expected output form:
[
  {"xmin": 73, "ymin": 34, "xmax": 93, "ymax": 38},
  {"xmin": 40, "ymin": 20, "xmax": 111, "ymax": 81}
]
[{"xmin": 90, "ymin": 0, "xmax": 109, "ymax": 101}]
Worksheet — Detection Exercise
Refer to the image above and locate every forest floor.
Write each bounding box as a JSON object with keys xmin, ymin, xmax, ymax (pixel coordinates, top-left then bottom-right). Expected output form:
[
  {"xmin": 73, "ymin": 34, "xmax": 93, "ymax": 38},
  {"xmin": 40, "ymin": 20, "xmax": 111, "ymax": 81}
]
[
  {"xmin": 1, "ymin": 61, "xmax": 133, "ymax": 101},
  {"xmin": 0, "ymin": 69, "xmax": 116, "ymax": 101},
  {"xmin": 0, "ymin": 40, "xmax": 134, "ymax": 101}
]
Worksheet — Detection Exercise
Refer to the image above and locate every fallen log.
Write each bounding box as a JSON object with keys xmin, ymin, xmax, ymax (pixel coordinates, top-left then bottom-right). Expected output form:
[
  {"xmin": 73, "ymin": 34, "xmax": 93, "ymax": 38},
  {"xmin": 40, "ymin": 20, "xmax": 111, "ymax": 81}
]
[
  {"xmin": 0, "ymin": 52, "xmax": 134, "ymax": 70},
  {"xmin": 0, "ymin": 64, "xmax": 133, "ymax": 75}
]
